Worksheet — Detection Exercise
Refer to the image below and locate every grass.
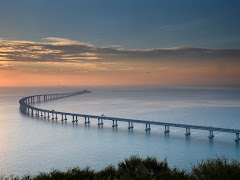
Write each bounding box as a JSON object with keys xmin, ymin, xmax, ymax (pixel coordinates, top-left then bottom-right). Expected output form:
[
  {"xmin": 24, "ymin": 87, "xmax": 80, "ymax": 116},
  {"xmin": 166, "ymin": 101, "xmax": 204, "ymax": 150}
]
[{"xmin": 1, "ymin": 156, "xmax": 240, "ymax": 180}]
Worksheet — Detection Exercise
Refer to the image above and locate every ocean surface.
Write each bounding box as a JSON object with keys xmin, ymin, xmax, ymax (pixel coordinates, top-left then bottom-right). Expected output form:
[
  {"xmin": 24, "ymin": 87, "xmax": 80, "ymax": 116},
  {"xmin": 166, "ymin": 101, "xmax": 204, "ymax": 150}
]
[{"xmin": 0, "ymin": 86, "xmax": 240, "ymax": 176}]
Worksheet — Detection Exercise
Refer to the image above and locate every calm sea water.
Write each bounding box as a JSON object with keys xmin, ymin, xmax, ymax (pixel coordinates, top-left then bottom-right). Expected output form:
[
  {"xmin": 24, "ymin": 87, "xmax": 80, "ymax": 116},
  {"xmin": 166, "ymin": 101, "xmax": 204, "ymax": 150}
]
[{"xmin": 0, "ymin": 86, "xmax": 240, "ymax": 176}]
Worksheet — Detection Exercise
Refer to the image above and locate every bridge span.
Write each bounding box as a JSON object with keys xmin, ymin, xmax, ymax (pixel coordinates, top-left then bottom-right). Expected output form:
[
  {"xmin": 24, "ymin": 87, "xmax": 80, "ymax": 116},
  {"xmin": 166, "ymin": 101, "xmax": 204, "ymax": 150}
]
[{"xmin": 19, "ymin": 90, "xmax": 240, "ymax": 141}]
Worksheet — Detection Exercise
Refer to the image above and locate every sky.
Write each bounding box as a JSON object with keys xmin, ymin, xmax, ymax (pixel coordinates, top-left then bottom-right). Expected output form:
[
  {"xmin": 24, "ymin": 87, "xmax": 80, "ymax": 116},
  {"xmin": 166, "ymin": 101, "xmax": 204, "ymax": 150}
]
[{"xmin": 0, "ymin": 0, "xmax": 240, "ymax": 87}]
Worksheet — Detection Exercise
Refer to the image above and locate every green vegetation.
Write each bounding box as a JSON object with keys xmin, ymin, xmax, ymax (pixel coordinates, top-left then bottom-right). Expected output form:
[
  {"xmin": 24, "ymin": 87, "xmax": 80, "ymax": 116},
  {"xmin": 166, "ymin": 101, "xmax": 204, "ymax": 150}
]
[{"xmin": 1, "ymin": 156, "xmax": 240, "ymax": 180}]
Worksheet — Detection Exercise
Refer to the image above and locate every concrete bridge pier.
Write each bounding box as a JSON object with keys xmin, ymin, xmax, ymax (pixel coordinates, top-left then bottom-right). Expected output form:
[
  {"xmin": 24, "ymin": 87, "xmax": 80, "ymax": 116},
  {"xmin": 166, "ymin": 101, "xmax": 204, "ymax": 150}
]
[
  {"xmin": 145, "ymin": 124, "xmax": 151, "ymax": 132},
  {"xmin": 61, "ymin": 114, "xmax": 64, "ymax": 121},
  {"xmin": 88, "ymin": 117, "xmax": 90, "ymax": 124},
  {"xmin": 128, "ymin": 122, "xmax": 134, "ymax": 130},
  {"xmin": 84, "ymin": 117, "xmax": 90, "ymax": 124},
  {"xmin": 47, "ymin": 112, "xmax": 50, "ymax": 119},
  {"xmin": 43, "ymin": 112, "xmax": 46, "ymax": 119},
  {"xmin": 51, "ymin": 113, "xmax": 54, "ymax": 120},
  {"xmin": 235, "ymin": 133, "xmax": 240, "ymax": 141},
  {"xmin": 55, "ymin": 113, "xmax": 58, "ymax": 120},
  {"xmin": 64, "ymin": 114, "xmax": 67, "ymax": 121},
  {"xmin": 75, "ymin": 116, "xmax": 78, "ymax": 122},
  {"xmin": 112, "ymin": 120, "xmax": 118, "ymax": 128},
  {"xmin": 72, "ymin": 116, "xmax": 75, "ymax": 122},
  {"xmin": 209, "ymin": 130, "xmax": 214, "ymax": 138},
  {"xmin": 41, "ymin": 111, "xmax": 43, "ymax": 117},
  {"xmin": 97, "ymin": 118, "xmax": 103, "ymax": 125},
  {"xmin": 164, "ymin": 126, "xmax": 170, "ymax": 133},
  {"xmin": 185, "ymin": 128, "xmax": 191, "ymax": 136}
]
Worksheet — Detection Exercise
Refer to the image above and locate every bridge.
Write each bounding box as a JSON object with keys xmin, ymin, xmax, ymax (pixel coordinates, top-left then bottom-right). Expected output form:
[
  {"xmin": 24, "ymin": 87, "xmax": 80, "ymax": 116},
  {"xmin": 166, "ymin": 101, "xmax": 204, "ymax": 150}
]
[{"xmin": 19, "ymin": 90, "xmax": 240, "ymax": 142}]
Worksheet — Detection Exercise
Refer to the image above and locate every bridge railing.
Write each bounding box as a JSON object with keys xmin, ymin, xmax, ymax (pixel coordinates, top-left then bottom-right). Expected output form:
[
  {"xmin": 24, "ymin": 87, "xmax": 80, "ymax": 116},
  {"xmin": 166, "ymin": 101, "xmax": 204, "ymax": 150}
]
[{"xmin": 19, "ymin": 90, "xmax": 240, "ymax": 142}]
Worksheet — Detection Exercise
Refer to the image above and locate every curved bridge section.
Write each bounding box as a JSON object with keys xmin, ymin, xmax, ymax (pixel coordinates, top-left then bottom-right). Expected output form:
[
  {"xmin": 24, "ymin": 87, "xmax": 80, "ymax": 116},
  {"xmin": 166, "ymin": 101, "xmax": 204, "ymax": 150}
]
[{"xmin": 19, "ymin": 90, "xmax": 240, "ymax": 142}]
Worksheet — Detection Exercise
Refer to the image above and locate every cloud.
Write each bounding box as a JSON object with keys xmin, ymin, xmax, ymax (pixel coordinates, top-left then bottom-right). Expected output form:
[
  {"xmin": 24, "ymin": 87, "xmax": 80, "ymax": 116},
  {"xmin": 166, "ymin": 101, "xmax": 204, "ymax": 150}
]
[
  {"xmin": 42, "ymin": 37, "xmax": 93, "ymax": 46},
  {"xmin": 0, "ymin": 37, "xmax": 240, "ymax": 64}
]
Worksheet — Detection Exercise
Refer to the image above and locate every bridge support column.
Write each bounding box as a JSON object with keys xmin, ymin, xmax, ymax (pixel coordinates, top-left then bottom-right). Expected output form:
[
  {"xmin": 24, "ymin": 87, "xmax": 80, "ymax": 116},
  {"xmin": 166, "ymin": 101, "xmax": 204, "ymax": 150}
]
[
  {"xmin": 41, "ymin": 111, "xmax": 43, "ymax": 117},
  {"xmin": 51, "ymin": 113, "xmax": 54, "ymax": 120},
  {"xmin": 72, "ymin": 116, "xmax": 75, "ymax": 122},
  {"xmin": 235, "ymin": 133, "xmax": 240, "ymax": 141},
  {"xmin": 64, "ymin": 114, "xmax": 67, "ymax": 121},
  {"xmin": 61, "ymin": 114, "xmax": 64, "ymax": 121},
  {"xmin": 84, "ymin": 117, "xmax": 90, "ymax": 124},
  {"xmin": 55, "ymin": 114, "xmax": 58, "ymax": 120},
  {"xmin": 88, "ymin": 117, "xmax": 90, "ymax": 124},
  {"xmin": 185, "ymin": 128, "xmax": 191, "ymax": 136},
  {"xmin": 164, "ymin": 126, "xmax": 170, "ymax": 133},
  {"xmin": 43, "ymin": 112, "xmax": 46, "ymax": 119},
  {"xmin": 47, "ymin": 112, "xmax": 50, "ymax": 119},
  {"xmin": 75, "ymin": 116, "xmax": 78, "ymax": 122},
  {"xmin": 98, "ymin": 118, "xmax": 103, "ymax": 125},
  {"xmin": 112, "ymin": 120, "xmax": 118, "ymax": 128},
  {"xmin": 145, "ymin": 124, "xmax": 151, "ymax": 132},
  {"xmin": 128, "ymin": 122, "xmax": 134, "ymax": 130},
  {"xmin": 209, "ymin": 130, "xmax": 214, "ymax": 138}
]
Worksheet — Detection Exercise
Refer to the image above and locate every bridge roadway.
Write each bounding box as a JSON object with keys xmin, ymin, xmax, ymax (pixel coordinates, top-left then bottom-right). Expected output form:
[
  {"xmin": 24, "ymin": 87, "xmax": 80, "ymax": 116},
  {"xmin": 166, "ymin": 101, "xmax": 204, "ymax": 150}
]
[{"xmin": 19, "ymin": 90, "xmax": 240, "ymax": 141}]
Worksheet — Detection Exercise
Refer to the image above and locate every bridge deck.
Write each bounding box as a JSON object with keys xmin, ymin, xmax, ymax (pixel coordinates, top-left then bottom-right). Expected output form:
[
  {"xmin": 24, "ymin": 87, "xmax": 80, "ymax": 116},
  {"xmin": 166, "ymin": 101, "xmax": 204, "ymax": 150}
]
[{"xmin": 19, "ymin": 90, "xmax": 240, "ymax": 138}]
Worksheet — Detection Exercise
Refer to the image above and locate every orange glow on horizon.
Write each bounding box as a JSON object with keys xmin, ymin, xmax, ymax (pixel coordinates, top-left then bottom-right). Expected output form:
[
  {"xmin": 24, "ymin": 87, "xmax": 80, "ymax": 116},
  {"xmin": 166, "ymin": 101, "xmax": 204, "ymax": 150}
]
[{"xmin": 1, "ymin": 60, "xmax": 240, "ymax": 87}]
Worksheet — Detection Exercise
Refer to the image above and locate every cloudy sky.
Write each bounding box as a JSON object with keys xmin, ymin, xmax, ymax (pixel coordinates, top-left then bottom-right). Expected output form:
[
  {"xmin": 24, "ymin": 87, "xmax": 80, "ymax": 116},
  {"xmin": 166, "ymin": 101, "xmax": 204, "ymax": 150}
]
[{"xmin": 0, "ymin": 0, "xmax": 240, "ymax": 87}]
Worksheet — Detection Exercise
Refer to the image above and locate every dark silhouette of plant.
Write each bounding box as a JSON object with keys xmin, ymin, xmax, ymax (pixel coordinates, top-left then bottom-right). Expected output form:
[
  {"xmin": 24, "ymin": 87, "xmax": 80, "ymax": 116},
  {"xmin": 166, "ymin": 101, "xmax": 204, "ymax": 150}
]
[
  {"xmin": 191, "ymin": 157, "xmax": 240, "ymax": 180},
  {"xmin": 1, "ymin": 156, "xmax": 240, "ymax": 180}
]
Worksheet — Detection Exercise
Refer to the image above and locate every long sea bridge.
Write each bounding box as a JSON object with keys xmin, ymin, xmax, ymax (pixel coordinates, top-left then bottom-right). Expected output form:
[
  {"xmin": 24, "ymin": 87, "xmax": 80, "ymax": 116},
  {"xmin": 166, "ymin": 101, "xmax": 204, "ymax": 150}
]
[{"xmin": 19, "ymin": 90, "xmax": 240, "ymax": 142}]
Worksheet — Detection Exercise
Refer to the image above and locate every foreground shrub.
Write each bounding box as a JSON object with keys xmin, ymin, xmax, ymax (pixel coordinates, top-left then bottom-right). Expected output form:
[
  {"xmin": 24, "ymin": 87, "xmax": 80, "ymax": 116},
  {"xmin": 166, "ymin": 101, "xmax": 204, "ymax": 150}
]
[
  {"xmin": 191, "ymin": 157, "xmax": 240, "ymax": 180},
  {"xmin": 1, "ymin": 156, "xmax": 240, "ymax": 180}
]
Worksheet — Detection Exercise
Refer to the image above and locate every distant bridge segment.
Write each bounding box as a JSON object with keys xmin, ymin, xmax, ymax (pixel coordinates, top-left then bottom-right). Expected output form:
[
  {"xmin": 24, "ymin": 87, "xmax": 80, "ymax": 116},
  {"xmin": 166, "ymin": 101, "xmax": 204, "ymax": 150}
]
[{"xmin": 19, "ymin": 90, "xmax": 240, "ymax": 142}]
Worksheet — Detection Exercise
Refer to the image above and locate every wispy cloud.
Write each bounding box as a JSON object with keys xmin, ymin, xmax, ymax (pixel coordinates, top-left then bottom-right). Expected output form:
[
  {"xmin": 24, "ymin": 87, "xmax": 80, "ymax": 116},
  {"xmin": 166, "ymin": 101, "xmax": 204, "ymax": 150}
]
[
  {"xmin": 42, "ymin": 37, "xmax": 93, "ymax": 46},
  {"xmin": 0, "ymin": 37, "xmax": 240, "ymax": 64}
]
